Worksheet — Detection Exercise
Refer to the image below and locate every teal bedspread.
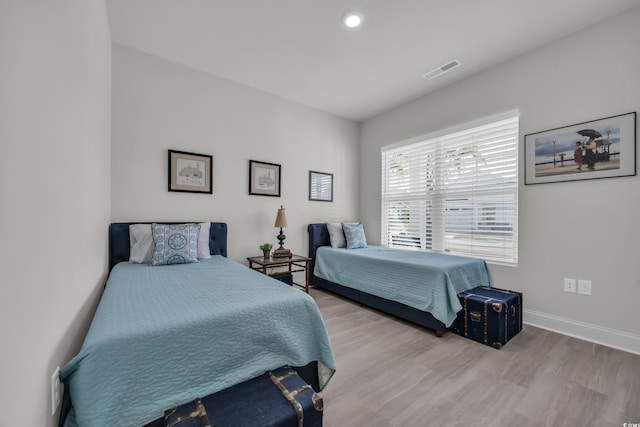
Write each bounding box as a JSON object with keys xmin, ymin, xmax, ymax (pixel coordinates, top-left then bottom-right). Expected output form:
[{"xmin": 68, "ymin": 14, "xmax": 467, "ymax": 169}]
[
  {"xmin": 314, "ymin": 246, "xmax": 492, "ymax": 327},
  {"xmin": 60, "ymin": 256, "xmax": 335, "ymax": 427}
]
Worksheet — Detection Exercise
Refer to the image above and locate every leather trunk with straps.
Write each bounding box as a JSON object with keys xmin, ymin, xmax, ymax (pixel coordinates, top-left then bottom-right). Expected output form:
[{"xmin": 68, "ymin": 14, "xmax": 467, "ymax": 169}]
[
  {"xmin": 451, "ymin": 286, "xmax": 523, "ymax": 349},
  {"xmin": 163, "ymin": 366, "xmax": 323, "ymax": 427}
]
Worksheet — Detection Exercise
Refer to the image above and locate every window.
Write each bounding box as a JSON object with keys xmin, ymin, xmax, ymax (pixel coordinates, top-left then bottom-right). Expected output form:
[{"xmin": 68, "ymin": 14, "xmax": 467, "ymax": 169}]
[{"xmin": 381, "ymin": 112, "xmax": 519, "ymax": 265}]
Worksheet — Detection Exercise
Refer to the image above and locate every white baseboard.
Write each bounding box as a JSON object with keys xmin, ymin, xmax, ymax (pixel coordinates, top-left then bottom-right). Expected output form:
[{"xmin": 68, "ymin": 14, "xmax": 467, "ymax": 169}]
[{"xmin": 523, "ymin": 309, "xmax": 640, "ymax": 355}]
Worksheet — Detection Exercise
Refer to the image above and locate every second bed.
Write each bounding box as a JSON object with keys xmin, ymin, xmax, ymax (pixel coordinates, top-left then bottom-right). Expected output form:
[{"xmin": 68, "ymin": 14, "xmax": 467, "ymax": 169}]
[{"xmin": 308, "ymin": 223, "xmax": 492, "ymax": 335}]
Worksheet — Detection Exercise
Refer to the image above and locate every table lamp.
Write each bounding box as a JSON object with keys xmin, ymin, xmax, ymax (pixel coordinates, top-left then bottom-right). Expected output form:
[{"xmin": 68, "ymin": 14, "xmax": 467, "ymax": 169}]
[{"xmin": 273, "ymin": 205, "xmax": 290, "ymax": 258}]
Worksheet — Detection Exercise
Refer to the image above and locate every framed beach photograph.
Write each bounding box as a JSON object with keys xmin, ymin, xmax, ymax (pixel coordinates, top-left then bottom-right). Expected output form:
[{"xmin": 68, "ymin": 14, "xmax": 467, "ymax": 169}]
[
  {"xmin": 524, "ymin": 112, "xmax": 636, "ymax": 185},
  {"xmin": 249, "ymin": 160, "xmax": 281, "ymax": 197},
  {"xmin": 168, "ymin": 150, "xmax": 212, "ymax": 194},
  {"xmin": 309, "ymin": 170, "xmax": 333, "ymax": 202}
]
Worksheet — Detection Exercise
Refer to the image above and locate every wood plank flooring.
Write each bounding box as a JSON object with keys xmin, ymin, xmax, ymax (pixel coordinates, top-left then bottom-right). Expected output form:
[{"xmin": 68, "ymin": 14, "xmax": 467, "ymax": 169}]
[{"xmin": 310, "ymin": 288, "xmax": 640, "ymax": 427}]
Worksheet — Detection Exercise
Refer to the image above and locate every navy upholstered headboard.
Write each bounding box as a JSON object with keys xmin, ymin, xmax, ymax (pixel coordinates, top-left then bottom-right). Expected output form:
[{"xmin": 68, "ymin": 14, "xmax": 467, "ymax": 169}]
[
  {"xmin": 109, "ymin": 222, "xmax": 228, "ymax": 271},
  {"xmin": 307, "ymin": 223, "xmax": 331, "ymax": 285}
]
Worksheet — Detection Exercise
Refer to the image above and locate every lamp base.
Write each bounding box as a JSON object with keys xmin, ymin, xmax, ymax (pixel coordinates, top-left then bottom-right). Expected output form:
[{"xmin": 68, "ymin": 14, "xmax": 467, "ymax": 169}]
[{"xmin": 277, "ymin": 228, "xmax": 286, "ymax": 250}]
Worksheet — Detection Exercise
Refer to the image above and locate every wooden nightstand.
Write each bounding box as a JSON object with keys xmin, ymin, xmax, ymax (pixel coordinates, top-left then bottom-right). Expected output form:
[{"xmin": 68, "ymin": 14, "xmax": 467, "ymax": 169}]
[{"xmin": 247, "ymin": 254, "xmax": 312, "ymax": 293}]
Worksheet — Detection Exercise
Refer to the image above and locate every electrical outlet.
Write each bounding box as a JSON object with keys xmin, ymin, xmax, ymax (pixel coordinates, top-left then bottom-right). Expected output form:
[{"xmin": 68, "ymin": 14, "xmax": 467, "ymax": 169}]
[
  {"xmin": 563, "ymin": 278, "xmax": 576, "ymax": 293},
  {"xmin": 51, "ymin": 366, "xmax": 61, "ymax": 415},
  {"xmin": 578, "ymin": 279, "xmax": 592, "ymax": 295}
]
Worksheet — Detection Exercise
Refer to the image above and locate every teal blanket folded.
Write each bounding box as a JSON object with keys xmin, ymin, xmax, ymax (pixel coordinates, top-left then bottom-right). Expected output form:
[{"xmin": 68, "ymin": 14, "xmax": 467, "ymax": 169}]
[
  {"xmin": 314, "ymin": 246, "xmax": 492, "ymax": 327},
  {"xmin": 60, "ymin": 256, "xmax": 335, "ymax": 427}
]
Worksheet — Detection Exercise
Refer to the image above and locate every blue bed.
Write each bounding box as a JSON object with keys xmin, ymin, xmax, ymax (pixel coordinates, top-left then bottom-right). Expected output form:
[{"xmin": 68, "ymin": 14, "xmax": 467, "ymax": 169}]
[
  {"xmin": 59, "ymin": 222, "xmax": 335, "ymax": 427},
  {"xmin": 308, "ymin": 223, "xmax": 492, "ymax": 335}
]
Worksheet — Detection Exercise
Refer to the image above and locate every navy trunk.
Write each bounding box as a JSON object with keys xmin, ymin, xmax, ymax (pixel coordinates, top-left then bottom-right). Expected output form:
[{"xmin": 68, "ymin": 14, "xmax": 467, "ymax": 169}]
[
  {"xmin": 163, "ymin": 367, "xmax": 323, "ymax": 427},
  {"xmin": 452, "ymin": 286, "xmax": 523, "ymax": 349}
]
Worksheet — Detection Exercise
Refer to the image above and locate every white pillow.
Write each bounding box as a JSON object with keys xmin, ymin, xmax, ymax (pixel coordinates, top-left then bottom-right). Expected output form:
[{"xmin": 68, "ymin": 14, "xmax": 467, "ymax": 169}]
[
  {"xmin": 326, "ymin": 222, "xmax": 345, "ymax": 248},
  {"xmin": 198, "ymin": 222, "xmax": 211, "ymax": 259},
  {"xmin": 129, "ymin": 224, "xmax": 154, "ymax": 263},
  {"xmin": 326, "ymin": 222, "xmax": 359, "ymax": 248}
]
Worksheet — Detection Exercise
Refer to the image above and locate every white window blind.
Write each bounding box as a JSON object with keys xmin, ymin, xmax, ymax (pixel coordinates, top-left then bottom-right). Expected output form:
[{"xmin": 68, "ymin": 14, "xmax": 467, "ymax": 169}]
[{"xmin": 381, "ymin": 112, "xmax": 519, "ymax": 265}]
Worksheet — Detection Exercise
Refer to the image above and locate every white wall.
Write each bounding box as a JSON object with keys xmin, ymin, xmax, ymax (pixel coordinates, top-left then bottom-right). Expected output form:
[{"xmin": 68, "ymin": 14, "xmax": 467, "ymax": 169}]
[
  {"xmin": 360, "ymin": 7, "xmax": 640, "ymax": 351},
  {"xmin": 111, "ymin": 45, "xmax": 359, "ymax": 262},
  {"xmin": 0, "ymin": 1, "xmax": 111, "ymax": 426}
]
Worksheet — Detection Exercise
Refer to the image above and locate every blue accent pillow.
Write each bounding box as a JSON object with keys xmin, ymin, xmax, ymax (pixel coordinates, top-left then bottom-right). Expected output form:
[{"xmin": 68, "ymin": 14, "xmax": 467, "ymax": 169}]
[
  {"xmin": 151, "ymin": 223, "xmax": 201, "ymax": 266},
  {"xmin": 342, "ymin": 223, "xmax": 367, "ymax": 249}
]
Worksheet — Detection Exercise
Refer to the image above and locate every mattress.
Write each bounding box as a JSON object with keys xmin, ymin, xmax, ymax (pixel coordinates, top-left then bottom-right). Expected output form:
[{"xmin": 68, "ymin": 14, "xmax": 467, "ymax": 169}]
[
  {"xmin": 60, "ymin": 256, "xmax": 335, "ymax": 427},
  {"xmin": 313, "ymin": 245, "xmax": 492, "ymax": 327}
]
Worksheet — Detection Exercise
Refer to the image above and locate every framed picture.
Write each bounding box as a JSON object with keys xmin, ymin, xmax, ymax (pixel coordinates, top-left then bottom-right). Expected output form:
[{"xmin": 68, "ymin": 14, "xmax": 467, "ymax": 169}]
[
  {"xmin": 525, "ymin": 112, "xmax": 636, "ymax": 185},
  {"xmin": 309, "ymin": 171, "xmax": 333, "ymax": 202},
  {"xmin": 168, "ymin": 150, "xmax": 212, "ymax": 194},
  {"xmin": 249, "ymin": 160, "xmax": 281, "ymax": 197}
]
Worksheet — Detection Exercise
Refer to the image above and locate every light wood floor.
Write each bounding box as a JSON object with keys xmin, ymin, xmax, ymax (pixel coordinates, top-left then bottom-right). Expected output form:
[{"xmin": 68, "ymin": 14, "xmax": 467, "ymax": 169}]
[{"xmin": 310, "ymin": 288, "xmax": 640, "ymax": 427}]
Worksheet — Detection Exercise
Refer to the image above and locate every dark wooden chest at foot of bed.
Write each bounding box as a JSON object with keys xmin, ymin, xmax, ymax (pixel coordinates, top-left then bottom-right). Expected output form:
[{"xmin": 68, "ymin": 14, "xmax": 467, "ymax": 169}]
[
  {"xmin": 162, "ymin": 367, "xmax": 323, "ymax": 427},
  {"xmin": 451, "ymin": 286, "xmax": 523, "ymax": 349}
]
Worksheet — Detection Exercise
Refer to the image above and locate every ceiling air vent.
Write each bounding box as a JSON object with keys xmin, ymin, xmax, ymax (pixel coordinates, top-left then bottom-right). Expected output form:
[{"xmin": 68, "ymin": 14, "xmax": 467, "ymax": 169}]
[{"xmin": 422, "ymin": 59, "xmax": 461, "ymax": 80}]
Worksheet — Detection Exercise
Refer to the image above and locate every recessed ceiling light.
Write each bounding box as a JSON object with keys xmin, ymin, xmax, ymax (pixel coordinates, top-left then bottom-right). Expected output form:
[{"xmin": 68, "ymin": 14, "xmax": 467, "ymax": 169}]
[{"xmin": 343, "ymin": 11, "xmax": 364, "ymax": 29}]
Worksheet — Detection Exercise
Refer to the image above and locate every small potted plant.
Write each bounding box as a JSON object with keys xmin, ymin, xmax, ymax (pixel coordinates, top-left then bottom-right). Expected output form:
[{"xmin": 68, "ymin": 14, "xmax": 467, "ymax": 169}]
[{"xmin": 259, "ymin": 243, "xmax": 273, "ymax": 258}]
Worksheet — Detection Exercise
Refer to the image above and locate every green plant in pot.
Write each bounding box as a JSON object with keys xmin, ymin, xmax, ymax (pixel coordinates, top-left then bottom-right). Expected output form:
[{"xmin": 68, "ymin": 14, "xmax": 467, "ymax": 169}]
[{"xmin": 259, "ymin": 243, "xmax": 273, "ymax": 258}]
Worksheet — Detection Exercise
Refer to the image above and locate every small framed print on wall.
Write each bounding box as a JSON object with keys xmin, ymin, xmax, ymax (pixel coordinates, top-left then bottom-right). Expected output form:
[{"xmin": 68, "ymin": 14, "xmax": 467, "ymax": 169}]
[
  {"xmin": 249, "ymin": 160, "xmax": 281, "ymax": 197},
  {"xmin": 168, "ymin": 150, "xmax": 213, "ymax": 194},
  {"xmin": 309, "ymin": 170, "xmax": 333, "ymax": 202}
]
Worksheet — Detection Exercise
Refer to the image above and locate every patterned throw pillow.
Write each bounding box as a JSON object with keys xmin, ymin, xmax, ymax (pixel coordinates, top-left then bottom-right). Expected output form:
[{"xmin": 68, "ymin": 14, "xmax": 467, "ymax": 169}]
[
  {"xmin": 342, "ymin": 223, "xmax": 367, "ymax": 249},
  {"xmin": 151, "ymin": 223, "xmax": 201, "ymax": 266}
]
